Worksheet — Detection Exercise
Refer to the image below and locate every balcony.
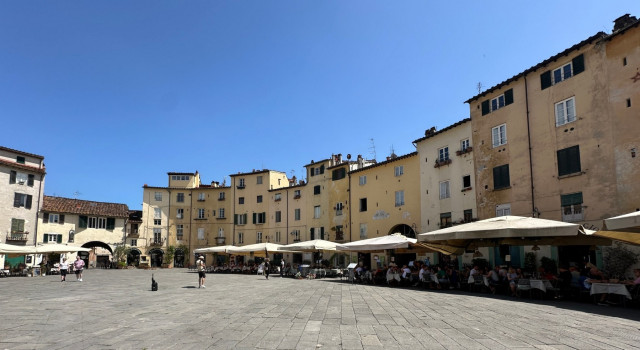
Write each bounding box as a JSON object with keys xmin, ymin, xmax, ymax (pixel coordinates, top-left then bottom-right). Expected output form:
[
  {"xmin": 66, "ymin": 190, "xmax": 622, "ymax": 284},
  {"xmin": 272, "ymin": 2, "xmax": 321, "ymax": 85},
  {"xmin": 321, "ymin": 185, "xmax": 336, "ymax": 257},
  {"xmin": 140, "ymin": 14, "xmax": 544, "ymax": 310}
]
[
  {"xmin": 293, "ymin": 195, "xmax": 301, "ymax": 199},
  {"xmin": 127, "ymin": 230, "xmax": 139, "ymax": 238},
  {"xmin": 236, "ymin": 184, "xmax": 245, "ymax": 189},
  {"xmin": 215, "ymin": 236, "xmax": 226, "ymax": 245},
  {"xmin": 334, "ymin": 232, "xmax": 345, "ymax": 242},
  {"xmin": 456, "ymin": 146, "xmax": 473, "ymax": 156},
  {"xmin": 434, "ymin": 158, "xmax": 452, "ymax": 168},
  {"xmin": 150, "ymin": 239, "xmax": 164, "ymax": 247},
  {"xmin": 6, "ymin": 232, "xmax": 29, "ymax": 243}
]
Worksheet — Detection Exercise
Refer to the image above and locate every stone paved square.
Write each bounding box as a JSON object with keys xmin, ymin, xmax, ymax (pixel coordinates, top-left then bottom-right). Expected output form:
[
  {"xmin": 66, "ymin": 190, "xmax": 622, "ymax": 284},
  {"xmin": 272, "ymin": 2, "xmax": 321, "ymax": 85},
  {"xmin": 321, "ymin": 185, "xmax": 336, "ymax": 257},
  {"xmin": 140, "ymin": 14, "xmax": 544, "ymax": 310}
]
[{"xmin": 2, "ymin": 269, "xmax": 640, "ymax": 349}]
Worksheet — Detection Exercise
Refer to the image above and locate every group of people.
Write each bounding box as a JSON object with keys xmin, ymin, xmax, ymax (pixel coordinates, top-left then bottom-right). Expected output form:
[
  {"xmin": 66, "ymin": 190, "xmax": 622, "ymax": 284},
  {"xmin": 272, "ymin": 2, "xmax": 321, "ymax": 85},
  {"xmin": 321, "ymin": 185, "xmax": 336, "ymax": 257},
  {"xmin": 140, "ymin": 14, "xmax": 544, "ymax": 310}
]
[
  {"xmin": 354, "ymin": 261, "xmax": 459, "ymax": 289},
  {"xmin": 57, "ymin": 255, "xmax": 85, "ymax": 282}
]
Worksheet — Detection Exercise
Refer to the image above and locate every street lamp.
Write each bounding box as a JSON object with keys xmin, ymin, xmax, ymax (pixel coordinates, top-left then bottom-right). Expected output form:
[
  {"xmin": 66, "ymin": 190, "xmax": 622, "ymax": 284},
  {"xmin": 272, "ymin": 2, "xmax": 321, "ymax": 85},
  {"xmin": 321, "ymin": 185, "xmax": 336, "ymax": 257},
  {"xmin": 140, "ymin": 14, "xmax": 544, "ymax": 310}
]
[{"xmin": 68, "ymin": 229, "xmax": 75, "ymax": 243}]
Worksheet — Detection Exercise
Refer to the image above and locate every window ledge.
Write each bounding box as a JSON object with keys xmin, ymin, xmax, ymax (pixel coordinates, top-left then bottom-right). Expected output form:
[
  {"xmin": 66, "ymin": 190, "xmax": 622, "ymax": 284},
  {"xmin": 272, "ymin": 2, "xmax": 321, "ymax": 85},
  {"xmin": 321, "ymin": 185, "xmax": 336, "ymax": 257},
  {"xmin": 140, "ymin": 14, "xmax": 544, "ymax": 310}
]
[
  {"xmin": 461, "ymin": 187, "xmax": 473, "ymax": 192},
  {"xmin": 558, "ymin": 171, "xmax": 583, "ymax": 179},
  {"xmin": 194, "ymin": 218, "xmax": 207, "ymax": 221},
  {"xmin": 492, "ymin": 186, "xmax": 511, "ymax": 192},
  {"xmin": 216, "ymin": 217, "xmax": 226, "ymax": 220}
]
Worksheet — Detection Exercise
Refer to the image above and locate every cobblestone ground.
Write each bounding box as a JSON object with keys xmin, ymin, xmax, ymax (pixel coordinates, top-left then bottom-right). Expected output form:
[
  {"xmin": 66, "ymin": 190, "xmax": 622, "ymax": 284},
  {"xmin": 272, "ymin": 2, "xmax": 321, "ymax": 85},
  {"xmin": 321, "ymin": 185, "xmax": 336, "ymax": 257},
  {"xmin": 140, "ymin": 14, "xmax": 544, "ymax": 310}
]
[{"xmin": 2, "ymin": 269, "xmax": 640, "ymax": 349}]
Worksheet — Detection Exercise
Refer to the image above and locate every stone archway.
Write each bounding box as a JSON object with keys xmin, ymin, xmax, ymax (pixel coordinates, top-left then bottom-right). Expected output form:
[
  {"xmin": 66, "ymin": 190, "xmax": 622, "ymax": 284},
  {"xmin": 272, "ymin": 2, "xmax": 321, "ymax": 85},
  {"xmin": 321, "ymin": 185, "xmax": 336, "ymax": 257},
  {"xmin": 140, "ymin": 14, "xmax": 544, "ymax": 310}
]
[
  {"xmin": 81, "ymin": 241, "xmax": 114, "ymax": 268},
  {"xmin": 388, "ymin": 224, "xmax": 416, "ymax": 238},
  {"xmin": 127, "ymin": 248, "xmax": 141, "ymax": 266},
  {"xmin": 174, "ymin": 248, "xmax": 185, "ymax": 268},
  {"xmin": 149, "ymin": 248, "xmax": 164, "ymax": 268}
]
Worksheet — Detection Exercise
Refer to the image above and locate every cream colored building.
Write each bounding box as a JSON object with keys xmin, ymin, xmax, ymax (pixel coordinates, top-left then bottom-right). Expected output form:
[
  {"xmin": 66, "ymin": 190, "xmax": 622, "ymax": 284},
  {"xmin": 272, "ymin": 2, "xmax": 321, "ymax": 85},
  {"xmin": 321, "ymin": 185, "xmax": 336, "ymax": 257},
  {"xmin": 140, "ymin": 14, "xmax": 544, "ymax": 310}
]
[
  {"xmin": 0, "ymin": 146, "xmax": 46, "ymax": 268},
  {"xmin": 465, "ymin": 14, "xmax": 640, "ymax": 267},
  {"xmin": 37, "ymin": 196, "xmax": 128, "ymax": 267}
]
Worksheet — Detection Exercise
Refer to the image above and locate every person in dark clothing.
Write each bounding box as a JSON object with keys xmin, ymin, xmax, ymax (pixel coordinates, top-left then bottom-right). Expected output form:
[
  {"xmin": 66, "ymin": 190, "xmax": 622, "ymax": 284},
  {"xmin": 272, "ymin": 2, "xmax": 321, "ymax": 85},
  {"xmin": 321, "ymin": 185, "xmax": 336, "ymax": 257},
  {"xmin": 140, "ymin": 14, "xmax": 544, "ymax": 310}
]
[{"xmin": 264, "ymin": 258, "xmax": 270, "ymax": 280}]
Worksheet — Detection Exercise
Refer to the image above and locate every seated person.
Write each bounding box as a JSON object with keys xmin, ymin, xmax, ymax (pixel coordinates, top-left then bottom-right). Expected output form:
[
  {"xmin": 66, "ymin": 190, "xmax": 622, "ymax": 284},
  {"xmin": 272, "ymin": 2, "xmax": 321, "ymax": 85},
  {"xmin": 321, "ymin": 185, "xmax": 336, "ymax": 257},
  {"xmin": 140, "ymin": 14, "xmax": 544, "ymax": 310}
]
[
  {"xmin": 436, "ymin": 266, "xmax": 449, "ymax": 288},
  {"xmin": 486, "ymin": 265, "xmax": 502, "ymax": 294},
  {"xmin": 507, "ymin": 267, "xmax": 519, "ymax": 296},
  {"xmin": 386, "ymin": 265, "xmax": 401, "ymax": 284},
  {"xmin": 447, "ymin": 267, "xmax": 459, "ymax": 289},
  {"xmin": 418, "ymin": 265, "xmax": 430, "ymax": 283}
]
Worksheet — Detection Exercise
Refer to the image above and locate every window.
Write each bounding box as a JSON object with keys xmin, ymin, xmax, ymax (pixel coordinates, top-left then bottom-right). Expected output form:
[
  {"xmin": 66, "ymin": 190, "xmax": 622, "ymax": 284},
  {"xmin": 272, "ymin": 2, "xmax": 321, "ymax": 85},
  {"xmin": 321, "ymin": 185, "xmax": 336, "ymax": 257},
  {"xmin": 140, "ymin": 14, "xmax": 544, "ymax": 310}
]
[
  {"xmin": 153, "ymin": 228, "xmax": 162, "ymax": 244},
  {"xmin": 314, "ymin": 185, "xmax": 321, "ymax": 195},
  {"xmin": 10, "ymin": 171, "xmax": 28, "ymax": 185},
  {"xmin": 198, "ymin": 193, "xmax": 205, "ymax": 201},
  {"xmin": 236, "ymin": 213, "xmax": 247, "ymax": 225},
  {"xmin": 294, "ymin": 190, "xmax": 301, "ymax": 199},
  {"xmin": 627, "ymin": 98, "xmax": 632, "ymax": 108},
  {"xmin": 360, "ymin": 223, "xmax": 367, "ymax": 239},
  {"xmin": 11, "ymin": 218, "xmax": 25, "ymax": 233},
  {"xmin": 130, "ymin": 239, "xmax": 136, "ymax": 246},
  {"xmin": 218, "ymin": 208, "xmax": 225, "ymax": 218},
  {"xmin": 491, "ymin": 94, "xmax": 505, "ymax": 112},
  {"xmin": 394, "ymin": 165, "xmax": 404, "ymax": 176},
  {"xmin": 177, "ymin": 224, "xmax": 184, "ymax": 237},
  {"xmin": 88, "ymin": 217, "xmax": 98, "ymax": 228},
  {"xmin": 152, "ymin": 218, "xmax": 161, "ymax": 225},
  {"xmin": 332, "ymin": 168, "xmax": 346, "ymax": 180},
  {"xmin": 238, "ymin": 178, "xmax": 246, "ymax": 188},
  {"xmin": 49, "ymin": 214, "xmax": 60, "ymax": 223},
  {"xmin": 256, "ymin": 232, "xmax": 263, "ymax": 243},
  {"xmin": 155, "ymin": 192, "xmax": 162, "ymax": 201},
  {"xmin": 493, "ymin": 164, "xmax": 510, "ymax": 190},
  {"xmin": 360, "ymin": 198, "xmax": 367, "ymax": 212},
  {"xmin": 294, "ymin": 209, "xmax": 301, "ymax": 221},
  {"xmin": 197, "ymin": 208, "xmax": 205, "ymax": 219},
  {"xmin": 219, "ymin": 192, "xmax": 225, "ymax": 200},
  {"xmin": 540, "ymin": 54, "xmax": 584, "ymax": 90},
  {"xmin": 314, "ymin": 206, "xmax": 321, "ymax": 219},
  {"xmin": 238, "ymin": 232, "xmax": 244, "ymax": 244},
  {"xmin": 463, "ymin": 175, "xmax": 472, "ymax": 189},
  {"xmin": 44, "ymin": 213, "xmax": 64, "ymax": 224},
  {"xmin": 177, "ymin": 208, "xmax": 184, "ymax": 219},
  {"xmin": 257, "ymin": 195, "xmax": 263, "ymax": 203},
  {"xmin": 16, "ymin": 156, "xmax": 25, "ymax": 164},
  {"xmin": 359, "ymin": 175, "xmax": 367, "ymax": 185},
  {"xmin": 256, "ymin": 176, "xmax": 263, "ymax": 184},
  {"xmin": 555, "ymin": 97, "xmax": 576, "ymax": 126},
  {"xmin": 395, "ymin": 191, "xmax": 405, "ymax": 206},
  {"xmin": 439, "ymin": 181, "xmax": 450, "ymax": 199},
  {"xmin": 171, "ymin": 175, "xmax": 190, "ymax": 181},
  {"xmin": 461, "ymin": 139, "xmax": 470, "ymax": 151},
  {"xmin": 492, "ymin": 124, "xmax": 507, "ymax": 147},
  {"xmin": 496, "ymin": 203, "xmax": 511, "ymax": 216},
  {"xmin": 98, "ymin": 217, "xmax": 107, "ymax": 229},
  {"xmin": 275, "ymin": 231, "xmax": 281, "ymax": 243},
  {"xmin": 464, "ymin": 209, "xmax": 473, "ymax": 223},
  {"xmin": 177, "ymin": 193, "xmax": 184, "ymax": 202},
  {"xmin": 154, "ymin": 208, "xmax": 161, "ymax": 219},
  {"xmin": 292, "ymin": 230, "xmax": 300, "ymax": 241},
  {"xmin": 336, "ymin": 202, "xmax": 343, "ymax": 216},
  {"xmin": 553, "ymin": 62, "xmax": 573, "ymax": 84},
  {"xmin": 254, "ymin": 212, "xmax": 266, "ymax": 224},
  {"xmin": 438, "ymin": 147, "xmax": 449, "ymax": 162},
  {"xmin": 274, "ymin": 193, "xmax": 281, "ymax": 201},
  {"xmin": 198, "ymin": 228, "xmax": 205, "ymax": 240},
  {"xmin": 557, "ymin": 145, "xmax": 581, "ymax": 176},
  {"xmin": 239, "ymin": 197, "xmax": 244, "ymax": 205},
  {"xmin": 13, "ymin": 193, "xmax": 32, "ymax": 209},
  {"xmin": 46, "ymin": 234, "xmax": 61, "ymax": 243},
  {"xmin": 440, "ymin": 212, "xmax": 452, "ymax": 228},
  {"xmin": 561, "ymin": 193, "xmax": 584, "ymax": 222},
  {"xmin": 275, "ymin": 211, "xmax": 281, "ymax": 223}
]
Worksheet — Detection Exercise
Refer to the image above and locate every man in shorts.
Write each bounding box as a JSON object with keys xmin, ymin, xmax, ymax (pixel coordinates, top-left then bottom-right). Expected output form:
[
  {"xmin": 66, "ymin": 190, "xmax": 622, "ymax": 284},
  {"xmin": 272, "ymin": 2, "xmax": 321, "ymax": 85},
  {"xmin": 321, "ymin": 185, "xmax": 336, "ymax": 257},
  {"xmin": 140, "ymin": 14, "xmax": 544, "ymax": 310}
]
[
  {"xmin": 197, "ymin": 256, "xmax": 206, "ymax": 288},
  {"xmin": 73, "ymin": 255, "xmax": 85, "ymax": 282}
]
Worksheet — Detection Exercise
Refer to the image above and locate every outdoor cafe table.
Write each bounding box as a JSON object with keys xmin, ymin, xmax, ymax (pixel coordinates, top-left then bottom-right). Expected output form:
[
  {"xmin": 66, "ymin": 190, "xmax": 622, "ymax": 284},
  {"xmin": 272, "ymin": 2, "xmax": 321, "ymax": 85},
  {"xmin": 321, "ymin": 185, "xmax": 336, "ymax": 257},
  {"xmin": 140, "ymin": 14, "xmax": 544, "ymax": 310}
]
[
  {"xmin": 590, "ymin": 283, "xmax": 632, "ymax": 299},
  {"xmin": 529, "ymin": 279, "xmax": 554, "ymax": 293}
]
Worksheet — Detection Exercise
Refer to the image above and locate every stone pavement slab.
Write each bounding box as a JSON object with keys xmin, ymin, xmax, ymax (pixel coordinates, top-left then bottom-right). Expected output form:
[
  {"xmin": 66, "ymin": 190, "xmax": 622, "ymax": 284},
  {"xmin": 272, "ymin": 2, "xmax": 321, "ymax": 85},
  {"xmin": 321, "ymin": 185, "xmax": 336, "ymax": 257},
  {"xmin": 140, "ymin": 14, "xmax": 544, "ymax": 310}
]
[{"xmin": 2, "ymin": 269, "xmax": 640, "ymax": 349}]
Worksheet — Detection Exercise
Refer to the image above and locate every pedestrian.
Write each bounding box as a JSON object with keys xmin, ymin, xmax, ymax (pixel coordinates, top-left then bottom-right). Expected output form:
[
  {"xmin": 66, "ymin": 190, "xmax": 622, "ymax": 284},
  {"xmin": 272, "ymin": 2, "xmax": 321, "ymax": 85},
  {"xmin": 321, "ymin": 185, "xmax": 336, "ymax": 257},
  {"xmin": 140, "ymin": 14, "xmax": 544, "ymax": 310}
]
[
  {"xmin": 280, "ymin": 259, "xmax": 285, "ymax": 277},
  {"xmin": 59, "ymin": 258, "xmax": 69, "ymax": 282},
  {"xmin": 264, "ymin": 258, "xmax": 270, "ymax": 280},
  {"xmin": 73, "ymin": 255, "xmax": 85, "ymax": 282},
  {"xmin": 197, "ymin": 255, "xmax": 206, "ymax": 288}
]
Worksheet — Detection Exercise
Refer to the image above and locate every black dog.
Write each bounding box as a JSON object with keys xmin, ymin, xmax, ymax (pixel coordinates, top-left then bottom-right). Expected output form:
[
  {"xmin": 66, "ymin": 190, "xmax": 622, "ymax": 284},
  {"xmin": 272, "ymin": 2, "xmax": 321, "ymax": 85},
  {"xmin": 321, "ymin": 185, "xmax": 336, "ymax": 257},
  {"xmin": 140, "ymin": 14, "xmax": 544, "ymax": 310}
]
[{"xmin": 151, "ymin": 274, "xmax": 158, "ymax": 291}]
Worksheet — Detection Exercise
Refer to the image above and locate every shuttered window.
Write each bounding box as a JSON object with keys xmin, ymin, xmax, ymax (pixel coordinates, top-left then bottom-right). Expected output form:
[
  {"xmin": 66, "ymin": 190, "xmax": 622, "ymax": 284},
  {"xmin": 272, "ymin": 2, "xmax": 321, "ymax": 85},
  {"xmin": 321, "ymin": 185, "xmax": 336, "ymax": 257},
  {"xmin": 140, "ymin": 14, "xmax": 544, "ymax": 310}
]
[
  {"xmin": 493, "ymin": 164, "xmax": 510, "ymax": 190},
  {"xmin": 557, "ymin": 146, "xmax": 581, "ymax": 176}
]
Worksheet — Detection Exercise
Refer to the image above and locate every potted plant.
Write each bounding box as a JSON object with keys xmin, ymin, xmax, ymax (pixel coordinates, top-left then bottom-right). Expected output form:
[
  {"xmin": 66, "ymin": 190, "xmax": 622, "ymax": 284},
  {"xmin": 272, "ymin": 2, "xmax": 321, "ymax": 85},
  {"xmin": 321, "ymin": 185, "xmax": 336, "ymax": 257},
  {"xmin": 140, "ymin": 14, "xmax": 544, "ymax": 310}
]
[{"xmin": 163, "ymin": 246, "xmax": 175, "ymax": 268}]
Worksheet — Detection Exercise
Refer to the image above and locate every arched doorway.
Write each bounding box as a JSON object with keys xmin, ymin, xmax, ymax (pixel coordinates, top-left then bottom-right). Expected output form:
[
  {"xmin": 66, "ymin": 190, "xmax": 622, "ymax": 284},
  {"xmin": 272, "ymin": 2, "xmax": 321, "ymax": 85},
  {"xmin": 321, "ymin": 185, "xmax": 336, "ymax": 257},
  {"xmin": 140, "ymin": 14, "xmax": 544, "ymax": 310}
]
[
  {"xmin": 81, "ymin": 241, "xmax": 114, "ymax": 268},
  {"xmin": 388, "ymin": 225, "xmax": 417, "ymax": 267},
  {"xmin": 127, "ymin": 248, "xmax": 141, "ymax": 266},
  {"xmin": 149, "ymin": 248, "xmax": 164, "ymax": 267},
  {"xmin": 174, "ymin": 248, "xmax": 185, "ymax": 268}
]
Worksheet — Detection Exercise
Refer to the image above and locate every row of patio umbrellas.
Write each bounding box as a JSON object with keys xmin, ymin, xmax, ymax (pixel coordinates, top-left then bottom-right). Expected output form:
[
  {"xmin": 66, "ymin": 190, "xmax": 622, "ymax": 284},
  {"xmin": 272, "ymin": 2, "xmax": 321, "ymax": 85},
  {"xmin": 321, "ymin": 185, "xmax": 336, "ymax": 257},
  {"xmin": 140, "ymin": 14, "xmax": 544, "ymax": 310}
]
[{"xmin": 0, "ymin": 243, "xmax": 90, "ymax": 255}]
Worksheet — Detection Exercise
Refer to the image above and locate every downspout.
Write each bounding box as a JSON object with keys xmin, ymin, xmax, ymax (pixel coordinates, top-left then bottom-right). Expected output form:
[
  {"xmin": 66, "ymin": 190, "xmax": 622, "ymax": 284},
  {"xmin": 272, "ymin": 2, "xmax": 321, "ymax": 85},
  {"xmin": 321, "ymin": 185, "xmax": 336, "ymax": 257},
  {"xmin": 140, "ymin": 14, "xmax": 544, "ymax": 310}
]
[
  {"xmin": 348, "ymin": 172, "xmax": 352, "ymax": 242},
  {"xmin": 286, "ymin": 187, "xmax": 289, "ymax": 245},
  {"xmin": 232, "ymin": 182, "xmax": 236, "ymax": 245},
  {"xmin": 524, "ymin": 75, "xmax": 536, "ymax": 216},
  {"xmin": 33, "ymin": 172, "xmax": 44, "ymax": 247},
  {"xmin": 167, "ymin": 189, "xmax": 171, "ymax": 251},
  {"xmin": 189, "ymin": 189, "xmax": 193, "ymax": 260}
]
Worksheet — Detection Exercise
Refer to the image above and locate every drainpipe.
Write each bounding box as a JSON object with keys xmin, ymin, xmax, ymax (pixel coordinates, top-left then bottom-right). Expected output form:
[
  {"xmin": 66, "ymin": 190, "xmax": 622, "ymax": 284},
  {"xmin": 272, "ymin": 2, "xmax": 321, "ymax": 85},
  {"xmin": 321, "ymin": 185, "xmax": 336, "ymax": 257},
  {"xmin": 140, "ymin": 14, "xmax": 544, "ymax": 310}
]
[
  {"xmin": 33, "ymin": 173, "xmax": 44, "ymax": 247},
  {"xmin": 524, "ymin": 76, "xmax": 536, "ymax": 216},
  {"xmin": 232, "ymin": 181, "xmax": 236, "ymax": 245},
  {"xmin": 348, "ymin": 171, "xmax": 352, "ymax": 243},
  {"xmin": 189, "ymin": 189, "xmax": 193, "ymax": 258}
]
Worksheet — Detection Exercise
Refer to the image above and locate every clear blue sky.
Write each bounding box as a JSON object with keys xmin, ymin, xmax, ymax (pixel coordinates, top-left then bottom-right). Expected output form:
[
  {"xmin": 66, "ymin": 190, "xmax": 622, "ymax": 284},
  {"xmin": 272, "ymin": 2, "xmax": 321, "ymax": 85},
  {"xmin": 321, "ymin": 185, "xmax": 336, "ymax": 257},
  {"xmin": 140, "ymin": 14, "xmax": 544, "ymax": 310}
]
[{"xmin": 1, "ymin": 1, "xmax": 638, "ymax": 209}]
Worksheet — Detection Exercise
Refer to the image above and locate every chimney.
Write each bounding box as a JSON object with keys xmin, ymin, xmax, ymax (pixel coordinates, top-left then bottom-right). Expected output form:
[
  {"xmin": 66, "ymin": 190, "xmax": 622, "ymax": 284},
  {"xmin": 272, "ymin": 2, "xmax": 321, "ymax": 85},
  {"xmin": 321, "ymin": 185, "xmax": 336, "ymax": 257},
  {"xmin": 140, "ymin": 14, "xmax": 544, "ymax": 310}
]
[{"xmin": 613, "ymin": 14, "xmax": 637, "ymax": 32}]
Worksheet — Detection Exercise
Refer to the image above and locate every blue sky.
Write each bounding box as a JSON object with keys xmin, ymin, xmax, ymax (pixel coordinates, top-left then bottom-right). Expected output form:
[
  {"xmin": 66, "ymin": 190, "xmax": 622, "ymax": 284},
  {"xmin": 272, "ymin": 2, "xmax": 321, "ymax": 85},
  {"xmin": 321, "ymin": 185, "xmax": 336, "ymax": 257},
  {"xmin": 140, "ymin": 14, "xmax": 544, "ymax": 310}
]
[{"xmin": 1, "ymin": 1, "xmax": 638, "ymax": 209}]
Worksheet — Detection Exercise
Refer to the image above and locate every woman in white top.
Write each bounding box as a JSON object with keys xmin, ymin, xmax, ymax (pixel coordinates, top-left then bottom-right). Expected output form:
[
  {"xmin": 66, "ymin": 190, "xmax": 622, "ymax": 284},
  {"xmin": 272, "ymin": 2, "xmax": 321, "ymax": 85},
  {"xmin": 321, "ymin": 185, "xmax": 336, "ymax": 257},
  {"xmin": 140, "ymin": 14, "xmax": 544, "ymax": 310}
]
[{"xmin": 59, "ymin": 258, "xmax": 69, "ymax": 282}]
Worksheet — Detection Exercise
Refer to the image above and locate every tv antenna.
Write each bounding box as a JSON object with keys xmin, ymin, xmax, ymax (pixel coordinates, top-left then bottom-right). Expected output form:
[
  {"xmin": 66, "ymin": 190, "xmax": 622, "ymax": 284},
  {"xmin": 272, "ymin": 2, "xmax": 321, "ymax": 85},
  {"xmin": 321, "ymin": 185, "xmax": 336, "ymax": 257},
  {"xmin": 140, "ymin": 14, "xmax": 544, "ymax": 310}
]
[
  {"xmin": 73, "ymin": 191, "xmax": 82, "ymax": 199},
  {"xmin": 369, "ymin": 138, "xmax": 377, "ymax": 160}
]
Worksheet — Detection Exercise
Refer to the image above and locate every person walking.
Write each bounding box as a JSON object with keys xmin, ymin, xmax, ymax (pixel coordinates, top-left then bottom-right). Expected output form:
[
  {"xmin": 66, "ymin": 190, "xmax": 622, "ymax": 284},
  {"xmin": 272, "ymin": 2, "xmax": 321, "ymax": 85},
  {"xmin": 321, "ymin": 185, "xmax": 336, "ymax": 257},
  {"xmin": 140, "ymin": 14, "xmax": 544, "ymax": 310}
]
[
  {"xmin": 264, "ymin": 258, "xmax": 270, "ymax": 280},
  {"xmin": 196, "ymin": 255, "xmax": 206, "ymax": 288},
  {"xmin": 73, "ymin": 255, "xmax": 85, "ymax": 282},
  {"xmin": 280, "ymin": 259, "xmax": 285, "ymax": 278},
  {"xmin": 59, "ymin": 258, "xmax": 69, "ymax": 282}
]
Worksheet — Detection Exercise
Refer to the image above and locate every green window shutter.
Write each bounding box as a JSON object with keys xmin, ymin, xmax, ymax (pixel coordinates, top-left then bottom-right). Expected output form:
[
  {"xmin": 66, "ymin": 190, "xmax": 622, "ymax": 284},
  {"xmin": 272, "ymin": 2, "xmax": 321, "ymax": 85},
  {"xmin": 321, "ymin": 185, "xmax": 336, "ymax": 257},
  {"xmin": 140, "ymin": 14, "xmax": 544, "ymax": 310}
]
[
  {"xmin": 26, "ymin": 195, "xmax": 32, "ymax": 209},
  {"xmin": 14, "ymin": 193, "xmax": 21, "ymax": 207},
  {"xmin": 27, "ymin": 174, "xmax": 34, "ymax": 187},
  {"xmin": 310, "ymin": 228, "xmax": 315, "ymax": 240},
  {"xmin": 243, "ymin": 214, "xmax": 247, "ymax": 224},
  {"xmin": 504, "ymin": 89, "xmax": 513, "ymax": 105},
  {"xmin": 262, "ymin": 212, "xmax": 266, "ymax": 224},
  {"xmin": 60, "ymin": 214, "xmax": 65, "ymax": 224},
  {"xmin": 320, "ymin": 165, "xmax": 325, "ymax": 174},
  {"xmin": 320, "ymin": 227, "xmax": 325, "ymax": 240},
  {"xmin": 106, "ymin": 218, "xmax": 115, "ymax": 230},
  {"xmin": 310, "ymin": 167, "xmax": 314, "ymax": 176},
  {"xmin": 481, "ymin": 100, "xmax": 490, "ymax": 115},
  {"xmin": 10, "ymin": 171, "xmax": 16, "ymax": 184},
  {"xmin": 234, "ymin": 214, "xmax": 238, "ymax": 225},
  {"xmin": 540, "ymin": 71, "xmax": 552, "ymax": 90},
  {"xmin": 252, "ymin": 213, "xmax": 256, "ymax": 224},
  {"xmin": 43, "ymin": 234, "xmax": 48, "ymax": 243},
  {"xmin": 561, "ymin": 192, "xmax": 583, "ymax": 207},
  {"xmin": 79, "ymin": 215, "xmax": 88, "ymax": 228},
  {"xmin": 572, "ymin": 54, "xmax": 585, "ymax": 75},
  {"xmin": 43, "ymin": 213, "xmax": 49, "ymax": 223},
  {"xmin": 57, "ymin": 235, "xmax": 62, "ymax": 243}
]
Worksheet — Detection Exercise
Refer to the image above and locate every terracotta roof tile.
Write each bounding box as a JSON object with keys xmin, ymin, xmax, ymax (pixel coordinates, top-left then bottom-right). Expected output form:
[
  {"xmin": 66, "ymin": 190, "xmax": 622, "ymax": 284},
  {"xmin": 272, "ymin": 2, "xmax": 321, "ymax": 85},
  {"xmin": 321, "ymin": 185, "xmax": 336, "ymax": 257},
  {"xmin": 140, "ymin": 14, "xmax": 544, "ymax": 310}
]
[
  {"xmin": 43, "ymin": 196, "xmax": 129, "ymax": 218},
  {"xmin": 0, "ymin": 159, "xmax": 46, "ymax": 174}
]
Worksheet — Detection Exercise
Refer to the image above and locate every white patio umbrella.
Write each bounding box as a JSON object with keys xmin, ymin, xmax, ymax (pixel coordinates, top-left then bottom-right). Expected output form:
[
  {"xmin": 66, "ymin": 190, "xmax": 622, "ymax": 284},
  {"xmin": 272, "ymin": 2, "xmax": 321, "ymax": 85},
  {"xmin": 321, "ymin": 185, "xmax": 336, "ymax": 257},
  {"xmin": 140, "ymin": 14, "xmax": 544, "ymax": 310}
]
[
  {"xmin": 33, "ymin": 243, "xmax": 91, "ymax": 254},
  {"xmin": 226, "ymin": 243, "xmax": 283, "ymax": 257},
  {"xmin": 336, "ymin": 233, "xmax": 417, "ymax": 252},
  {"xmin": 0, "ymin": 243, "xmax": 36, "ymax": 254},
  {"xmin": 595, "ymin": 211, "xmax": 640, "ymax": 245},
  {"xmin": 279, "ymin": 239, "xmax": 338, "ymax": 252},
  {"xmin": 194, "ymin": 245, "xmax": 235, "ymax": 254}
]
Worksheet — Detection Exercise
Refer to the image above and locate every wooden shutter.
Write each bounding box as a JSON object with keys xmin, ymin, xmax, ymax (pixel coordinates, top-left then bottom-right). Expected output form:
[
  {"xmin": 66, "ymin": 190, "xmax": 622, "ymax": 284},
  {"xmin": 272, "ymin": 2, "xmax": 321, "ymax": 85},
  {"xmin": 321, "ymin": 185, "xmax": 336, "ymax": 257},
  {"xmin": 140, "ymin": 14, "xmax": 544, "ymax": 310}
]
[
  {"xmin": 26, "ymin": 195, "xmax": 32, "ymax": 209},
  {"xmin": 28, "ymin": 174, "xmax": 34, "ymax": 187},
  {"xmin": 557, "ymin": 146, "xmax": 581, "ymax": 176},
  {"xmin": 310, "ymin": 167, "xmax": 314, "ymax": 176},
  {"xmin": 320, "ymin": 165, "xmax": 325, "ymax": 174},
  {"xmin": 234, "ymin": 214, "xmax": 238, "ymax": 225},
  {"xmin": 320, "ymin": 227, "xmax": 325, "ymax": 240},
  {"xmin": 57, "ymin": 235, "xmax": 62, "ymax": 243},
  {"xmin": 481, "ymin": 100, "xmax": 490, "ymax": 115},
  {"xmin": 572, "ymin": 54, "xmax": 585, "ymax": 75},
  {"xmin": 504, "ymin": 89, "xmax": 514, "ymax": 106},
  {"xmin": 14, "ymin": 193, "xmax": 21, "ymax": 207},
  {"xmin": 79, "ymin": 215, "xmax": 88, "ymax": 228},
  {"xmin": 252, "ymin": 213, "xmax": 256, "ymax": 224},
  {"xmin": 43, "ymin": 213, "xmax": 49, "ymax": 223},
  {"xmin": 60, "ymin": 214, "xmax": 65, "ymax": 224},
  {"xmin": 540, "ymin": 71, "xmax": 552, "ymax": 90},
  {"xmin": 493, "ymin": 165, "xmax": 510, "ymax": 189},
  {"xmin": 43, "ymin": 234, "xmax": 48, "ymax": 243},
  {"xmin": 561, "ymin": 192, "xmax": 583, "ymax": 207},
  {"xmin": 106, "ymin": 218, "xmax": 115, "ymax": 230},
  {"xmin": 310, "ymin": 228, "xmax": 315, "ymax": 240},
  {"xmin": 10, "ymin": 171, "xmax": 16, "ymax": 184},
  {"xmin": 262, "ymin": 212, "xmax": 266, "ymax": 224}
]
